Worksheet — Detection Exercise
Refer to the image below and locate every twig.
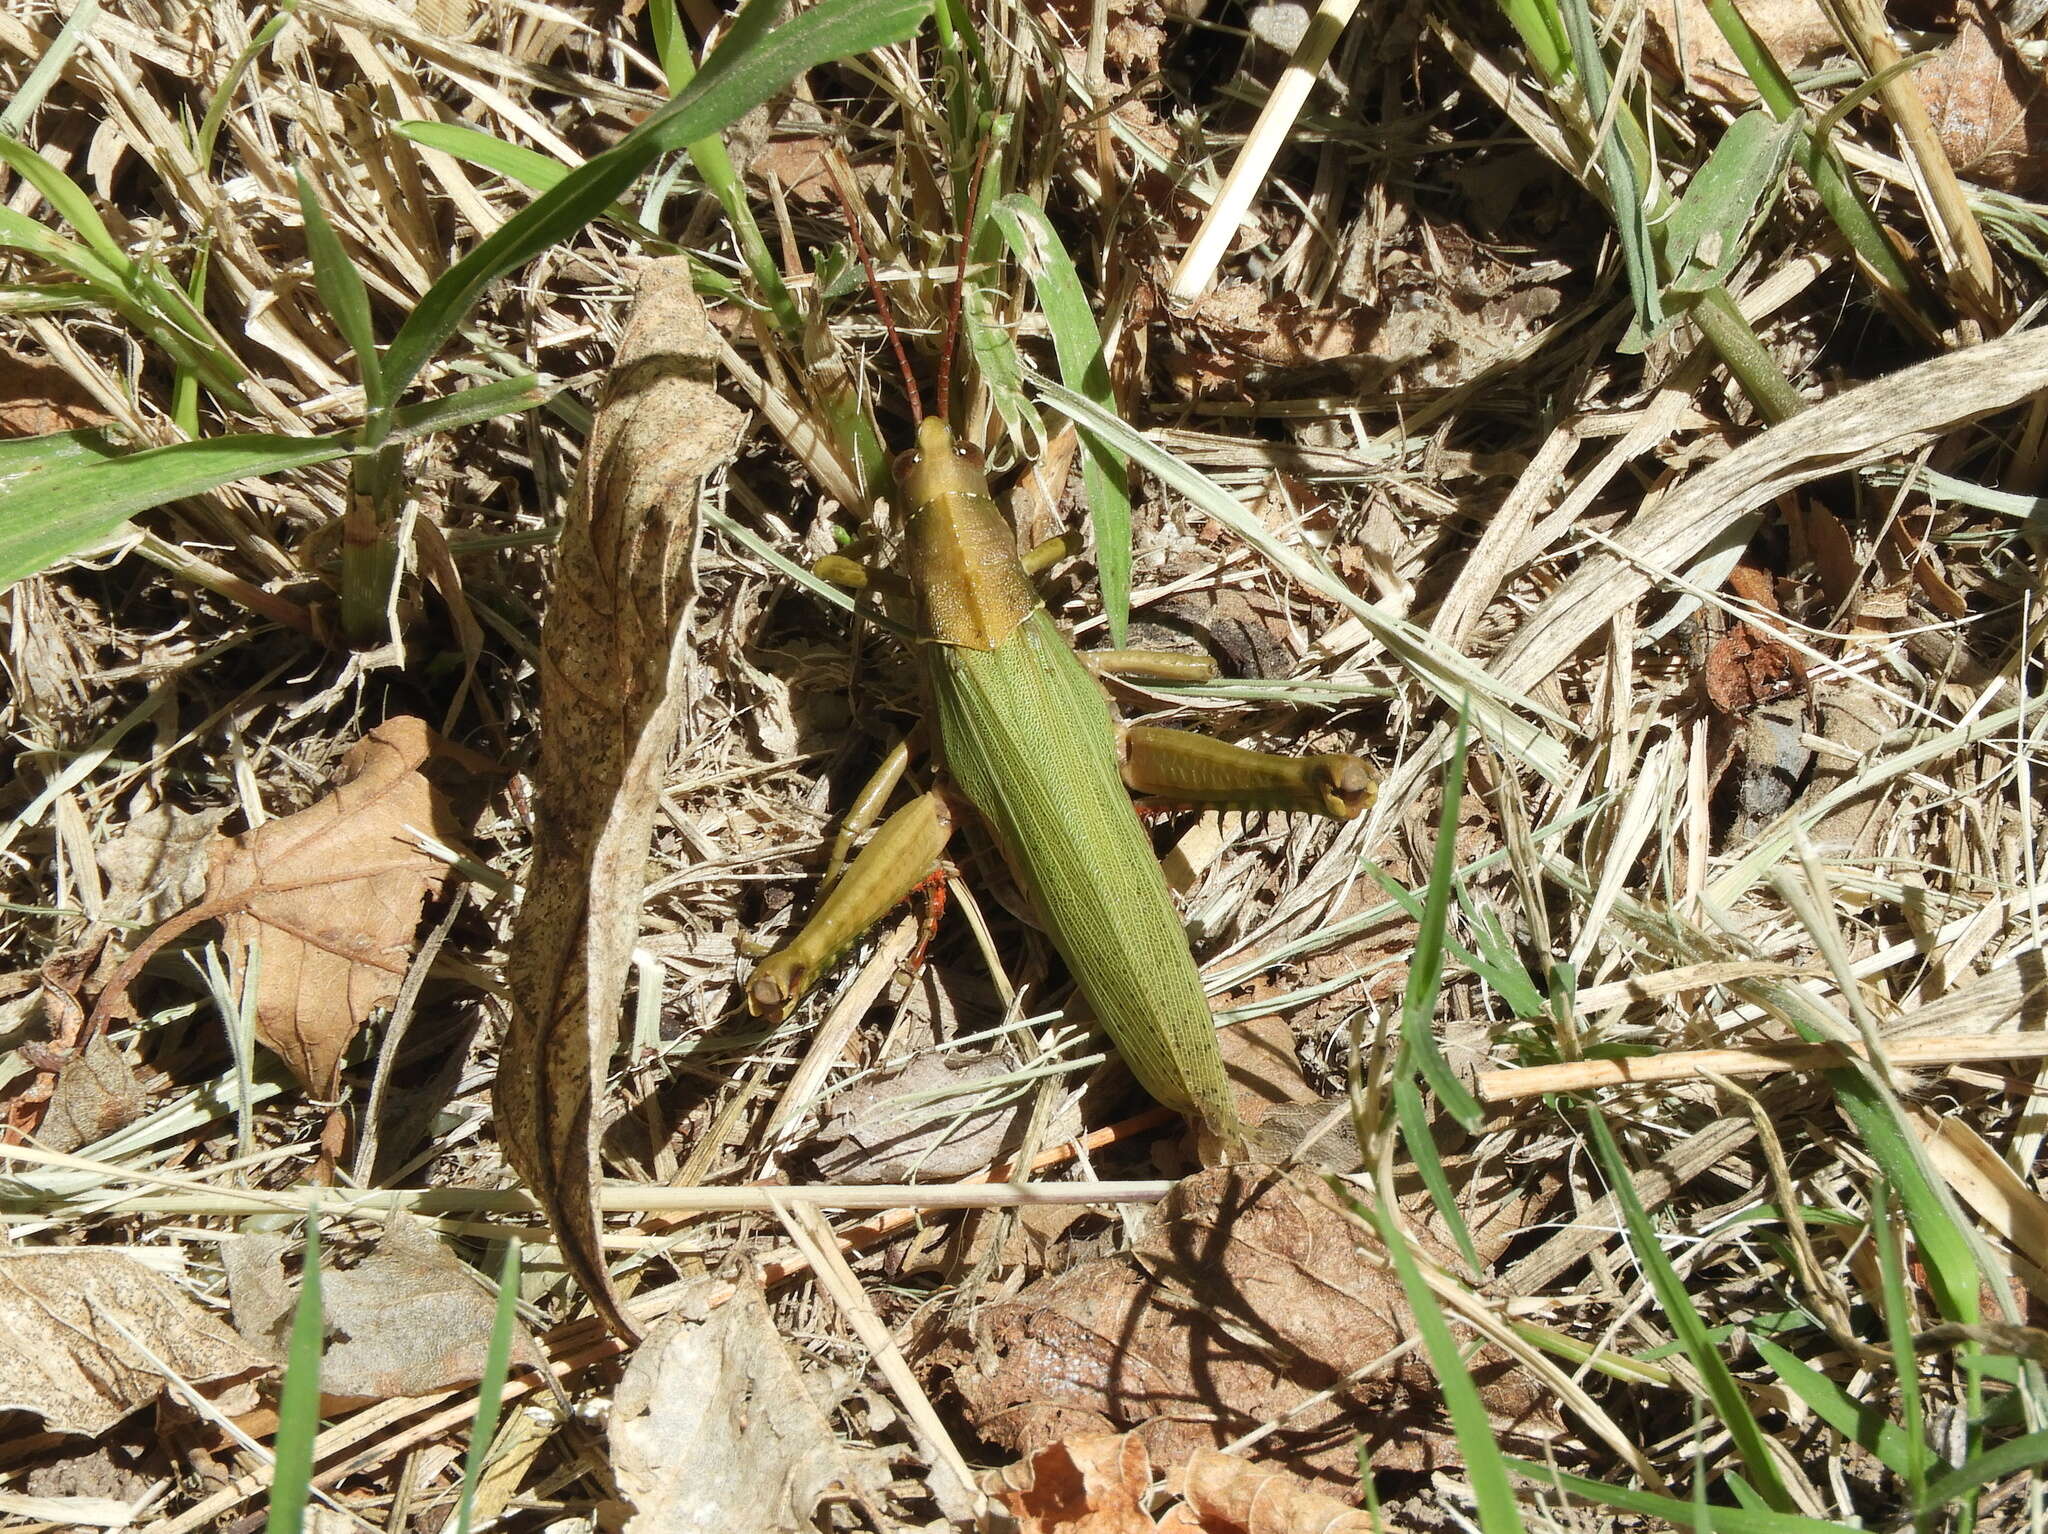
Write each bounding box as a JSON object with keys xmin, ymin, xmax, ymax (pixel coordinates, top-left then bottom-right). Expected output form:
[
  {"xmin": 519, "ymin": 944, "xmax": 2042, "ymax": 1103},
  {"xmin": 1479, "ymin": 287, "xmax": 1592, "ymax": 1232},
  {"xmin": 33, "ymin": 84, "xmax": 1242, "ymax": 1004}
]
[
  {"xmin": 1478, "ymin": 1033, "xmax": 2048, "ymax": 1102},
  {"xmin": 1167, "ymin": 0, "xmax": 1362, "ymax": 301}
]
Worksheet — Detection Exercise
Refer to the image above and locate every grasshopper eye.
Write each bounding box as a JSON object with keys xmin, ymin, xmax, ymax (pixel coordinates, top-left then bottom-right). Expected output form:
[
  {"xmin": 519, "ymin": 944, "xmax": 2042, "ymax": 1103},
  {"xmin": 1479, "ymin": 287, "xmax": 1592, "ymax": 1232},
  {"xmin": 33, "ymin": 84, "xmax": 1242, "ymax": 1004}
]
[
  {"xmin": 952, "ymin": 441, "xmax": 984, "ymax": 469},
  {"xmin": 893, "ymin": 448, "xmax": 921, "ymax": 481}
]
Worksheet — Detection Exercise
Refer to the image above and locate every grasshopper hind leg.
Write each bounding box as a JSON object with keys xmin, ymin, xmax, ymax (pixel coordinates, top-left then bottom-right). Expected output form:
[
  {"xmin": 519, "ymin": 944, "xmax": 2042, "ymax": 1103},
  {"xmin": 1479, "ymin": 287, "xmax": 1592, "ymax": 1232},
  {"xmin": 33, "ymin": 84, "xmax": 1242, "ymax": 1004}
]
[
  {"xmin": 1119, "ymin": 725, "xmax": 1376, "ymax": 821},
  {"xmin": 747, "ymin": 788, "xmax": 958, "ymax": 1020}
]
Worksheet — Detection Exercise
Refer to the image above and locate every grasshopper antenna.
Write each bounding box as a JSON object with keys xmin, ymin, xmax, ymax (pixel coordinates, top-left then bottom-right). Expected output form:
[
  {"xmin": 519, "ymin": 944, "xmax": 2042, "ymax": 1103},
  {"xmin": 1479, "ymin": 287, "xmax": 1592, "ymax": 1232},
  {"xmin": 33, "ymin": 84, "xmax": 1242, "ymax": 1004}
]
[
  {"xmin": 830, "ymin": 172, "xmax": 925, "ymax": 424},
  {"xmin": 935, "ymin": 136, "xmax": 992, "ymax": 423}
]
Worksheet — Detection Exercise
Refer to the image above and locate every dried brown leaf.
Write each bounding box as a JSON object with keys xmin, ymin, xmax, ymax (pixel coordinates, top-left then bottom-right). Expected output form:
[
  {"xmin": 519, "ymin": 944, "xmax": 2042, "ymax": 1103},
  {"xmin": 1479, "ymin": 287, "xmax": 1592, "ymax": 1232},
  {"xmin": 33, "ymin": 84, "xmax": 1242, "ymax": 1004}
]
[
  {"xmin": 813, "ymin": 1051, "xmax": 1061, "ymax": 1184},
  {"xmin": 943, "ymin": 1166, "xmax": 1555, "ymax": 1482},
  {"xmin": 1640, "ymin": 0, "xmax": 1839, "ymax": 102},
  {"xmin": 98, "ymin": 804, "xmax": 230, "ymax": 927},
  {"xmin": 611, "ymin": 1277, "xmax": 888, "ymax": 1533},
  {"xmin": 39, "ymin": 1032, "xmax": 146, "ymax": 1153},
  {"xmin": 988, "ymin": 1433, "xmax": 1155, "ymax": 1533},
  {"xmin": 319, "ymin": 1220, "xmax": 542, "ymax": 1400},
  {"xmin": 1163, "ymin": 1448, "xmax": 1377, "ymax": 1532},
  {"xmin": 0, "ymin": 1252, "xmax": 269, "ymax": 1437},
  {"xmin": 494, "ymin": 259, "xmax": 744, "ymax": 1339},
  {"xmin": 1920, "ymin": 13, "xmax": 2048, "ymax": 194},
  {"xmin": 0, "ymin": 350, "xmax": 116, "ymax": 436},
  {"xmin": 750, "ymin": 136, "xmax": 839, "ymax": 203},
  {"xmin": 1704, "ymin": 625, "xmax": 1805, "ymax": 713},
  {"xmin": 206, "ymin": 716, "xmax": 474, "ymax": 1103}
]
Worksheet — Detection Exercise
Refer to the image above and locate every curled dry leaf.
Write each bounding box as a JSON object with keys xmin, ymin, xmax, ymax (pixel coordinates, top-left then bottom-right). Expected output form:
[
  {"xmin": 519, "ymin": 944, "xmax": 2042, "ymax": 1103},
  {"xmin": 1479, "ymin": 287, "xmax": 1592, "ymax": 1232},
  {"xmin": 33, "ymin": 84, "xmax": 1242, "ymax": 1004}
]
[
  {"xmin": 494, "ymin": 258, "xmax": 744, "ymax": 1339},
  {"xmin": 610, "ymin": 1277, "xmax": 889, "ymax": 1534},
  {"xmin": 1919, "ymin": 13, "xmax": 2048, "ymax": 195},
  {"xmin": 207, "ymin": 716, "xmax": 478, "ymax": 1104},
  {"xmin": 987, "ymin": 1433, "xmax": 1153, "ymax": 1534},
  {"xmin": 940, "ymin": 1165, "xmax": 1556, "ymax": 1484},
  {"xmin": 1703, "ymin": 625, "xmax": 1805, "ymax": 714},
  {"xmin": 1163, "ymin": 1448, "xmax": 1377, "ymax": 1532},
  {"xmin": 0, "ymin": 1251, "xmax": 269, "ymax": 1437}
]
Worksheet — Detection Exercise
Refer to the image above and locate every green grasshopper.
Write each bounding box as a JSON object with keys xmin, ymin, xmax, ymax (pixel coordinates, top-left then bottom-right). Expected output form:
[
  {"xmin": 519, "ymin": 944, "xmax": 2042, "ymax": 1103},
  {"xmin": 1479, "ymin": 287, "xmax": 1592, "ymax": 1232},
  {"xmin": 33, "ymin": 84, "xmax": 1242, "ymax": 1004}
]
[{"xmin": 746, "ymin": 195, "xmax": 1373, "ymax": 1157}]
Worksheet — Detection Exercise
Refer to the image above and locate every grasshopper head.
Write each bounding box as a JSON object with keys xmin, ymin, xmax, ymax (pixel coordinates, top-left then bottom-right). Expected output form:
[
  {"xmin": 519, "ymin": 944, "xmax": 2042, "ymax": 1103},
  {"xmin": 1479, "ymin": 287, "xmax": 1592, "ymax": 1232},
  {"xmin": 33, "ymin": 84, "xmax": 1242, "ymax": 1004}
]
[{"xmin": 894, "ymin": 416, "xmax": 986, "ymax": 509}]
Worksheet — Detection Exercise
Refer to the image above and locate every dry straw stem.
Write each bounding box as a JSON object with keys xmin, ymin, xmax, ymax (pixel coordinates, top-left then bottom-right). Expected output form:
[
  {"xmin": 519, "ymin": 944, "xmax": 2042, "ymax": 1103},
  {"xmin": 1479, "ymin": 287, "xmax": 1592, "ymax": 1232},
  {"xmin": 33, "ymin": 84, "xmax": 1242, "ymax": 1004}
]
[
  {"xmin": 1489, "ymin": 325, "xmax": 2048, "ymax": 698},
  {"xmin": 1820, "ymin": 0, "xmax": 2005, "ymax": 321},
  {"xmin": 1168, "ymin": 0, "xmax": 1363, "ymax": 302},
  {"xmin": 775, "ymin": 1199, "xmax": 985, "ymax": 1515},
  {"xmin": 1479, "ymin": 1032, "xmax": 2048, "ymax": 1102}
]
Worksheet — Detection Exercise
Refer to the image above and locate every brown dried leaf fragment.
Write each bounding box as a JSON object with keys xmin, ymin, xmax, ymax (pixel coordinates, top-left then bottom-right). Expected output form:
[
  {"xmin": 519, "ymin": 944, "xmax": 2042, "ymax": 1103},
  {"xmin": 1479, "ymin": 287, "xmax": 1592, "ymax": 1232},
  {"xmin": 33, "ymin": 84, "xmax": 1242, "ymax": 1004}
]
[
  {"xmin": 1704, "ymin": 625, "xmax": 1806, "ymax": 713},
  {"xmin": 988, "ymin": 1433, "xmax": 1154, "ymax": 1533},
  {"xmin": 1705, "ymin": 561, "xmax": 1807, "ymax": 715},
  {"xmin": 225, "ymin": 1222, "xmax": 541, "ymax": 1402},
  {"xmin": 208, "ymin": 716, "xmax": 476, "ymax": 1104},
  {"xmin": 610, "ymin": 1278, "xmax": 889, "ymax": 1533},
  {"xmin": 0, "ymin": 349, "xmax": 117, "ymax": 436},
  {"xmin": 942, "ymin": 1166, "xmax": 1556, "ymax": 1483},
  {"xmin": 1162, "ymin": 1448, "xmax": 1377, "ymax": 1532},
  {"xmin": 39, "ymin": 1032, "xmax": 147, "ymax": 1153},
  {"xmin": 494, "ymin": 259, "xmax": 744, "ymax": 1340},
  {"xmin": 0, "ymin": 1252, "xmax": 270, "ymax": 1437},
  {"xmin": 1639, "ymin": 0, "xmax": 1839, "ymax": 102},
  {"xmin": 1920, "ymin": 12, "xmax": 2048, "ymax": 194},
  {"xmin": 98, "ymin": 804, "xmax": 231, "ymax": 926}
]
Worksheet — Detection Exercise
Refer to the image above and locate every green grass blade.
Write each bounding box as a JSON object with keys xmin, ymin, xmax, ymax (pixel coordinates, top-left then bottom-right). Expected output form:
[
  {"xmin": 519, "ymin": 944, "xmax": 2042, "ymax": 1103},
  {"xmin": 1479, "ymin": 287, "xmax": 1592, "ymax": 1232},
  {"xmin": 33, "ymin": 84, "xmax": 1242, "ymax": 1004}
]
[
  {"xmin": 1553, "ymin": 0, "xmax": 1659, "ymax": 329},
  {"xmin": 395, "ymin": 121, "xmax": 577, "ymax": 194},
  {"xmin": 378, "ymin": 0, "xmax": 929, "ymax": 406},
  {"xmin": 991, "ymin": 192, "xmax": 1131, "ymax": 644},
  {"xmin": 0, "ymin": 132, "xmax": 129, "ymax": 270},
  {"xmin": 1361, "ymin": 1196, "xmax": 1525, "ymax": 1532},
  {"xmin": 0, "ymin": 433, "xmax": 349, "ymax": 591},
  {"xmin": 1583, "ymin": 1109, "xmax": 1801, "ymax": 1512},
  {"xmin": 1868, "ymin": 1179, "xmax": 1930, "ymax": 1506},
  {"xmin": 0, "ymin": 203, "xmax": 125, "ymax": 286},
  {"xmin": 1402, "ymin": 711, "xmax": 1483, "ymax": 1131},
  {"xmin": 1751, "ymin": 1336, "xmax": 1917, "ymax": 1479},
  {"xmin": 0, "ymin": 427, "xmax": 124, "ymax": 491},
  {"xmin": 1826, "ymin": 1075, "xmax": 1981, "ymax": 1325},
  {"xmin": 295, "ymin": 170, "xmax": 385, "ymax": 411},
  {"xmin": 1392, "ymin": 1073, "xmax": 1480, "ymax": 1273},
  {"xmin": 1025, "ymin": 376, "xmax": 1574, "ymax": 780},
  {"xmin": 453, "ymin": 1240, "xmax": 522, "ymax": 1534},
  {"xmin": 265, "ymin": 1218, "xmax": 323, "ymax": 1534},
  {"xmin": 387, "ymin": 374, "xmax": 553, "ymax": 441},
  {"xmin": 194, "ymin": 1, "xmax": 298, "ymax": 167},
  {"xmin": 1916, "ymin": 1429, "xmax": 2048, "ymax": 1518},
  {"xmin": 1504, "ymin": 1459, "xmax": 1847, "ymax": 1533}
]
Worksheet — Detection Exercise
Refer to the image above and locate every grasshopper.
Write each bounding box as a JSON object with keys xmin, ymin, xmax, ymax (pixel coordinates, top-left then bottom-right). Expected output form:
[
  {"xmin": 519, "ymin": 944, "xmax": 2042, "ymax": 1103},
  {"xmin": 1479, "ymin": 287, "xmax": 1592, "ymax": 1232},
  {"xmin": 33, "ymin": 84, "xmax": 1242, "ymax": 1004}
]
[{"xmin": 746, "ymin": 192, "xmax": 1373, "ymax": 1156}]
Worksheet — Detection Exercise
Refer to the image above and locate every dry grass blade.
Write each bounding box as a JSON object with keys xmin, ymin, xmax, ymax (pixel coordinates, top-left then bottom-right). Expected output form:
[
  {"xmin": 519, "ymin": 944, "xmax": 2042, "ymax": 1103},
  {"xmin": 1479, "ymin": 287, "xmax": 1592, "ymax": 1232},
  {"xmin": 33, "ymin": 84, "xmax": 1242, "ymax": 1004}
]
[
  {"xmin": 1491, "ymin": 324, "xmax": 2048, "ymax": 696},
  {"xmin": 494, "ymin": 259, "xmax": 743, "ymax": 1341}
]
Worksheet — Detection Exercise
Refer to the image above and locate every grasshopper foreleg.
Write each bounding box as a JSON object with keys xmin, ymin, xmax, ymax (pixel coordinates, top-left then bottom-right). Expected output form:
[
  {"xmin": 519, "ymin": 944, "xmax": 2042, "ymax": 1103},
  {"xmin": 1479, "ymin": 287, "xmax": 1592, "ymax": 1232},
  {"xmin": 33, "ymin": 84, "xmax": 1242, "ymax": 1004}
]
[
  {"xmin": 748, "ymin": 788, "xmax": 958, "ymax": 1021},
  {"xmin": 1119, "ymin": 725, "xmax": 1376, "ymax": 821}
]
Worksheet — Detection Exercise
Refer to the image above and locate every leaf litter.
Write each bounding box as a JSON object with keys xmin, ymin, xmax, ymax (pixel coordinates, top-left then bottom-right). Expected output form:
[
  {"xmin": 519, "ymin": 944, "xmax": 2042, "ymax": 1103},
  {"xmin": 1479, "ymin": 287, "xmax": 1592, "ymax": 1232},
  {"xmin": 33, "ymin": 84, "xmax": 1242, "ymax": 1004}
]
[{"xmin": 2, "ymin": 0, "xmax": 2048, "ymax": 1527}]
